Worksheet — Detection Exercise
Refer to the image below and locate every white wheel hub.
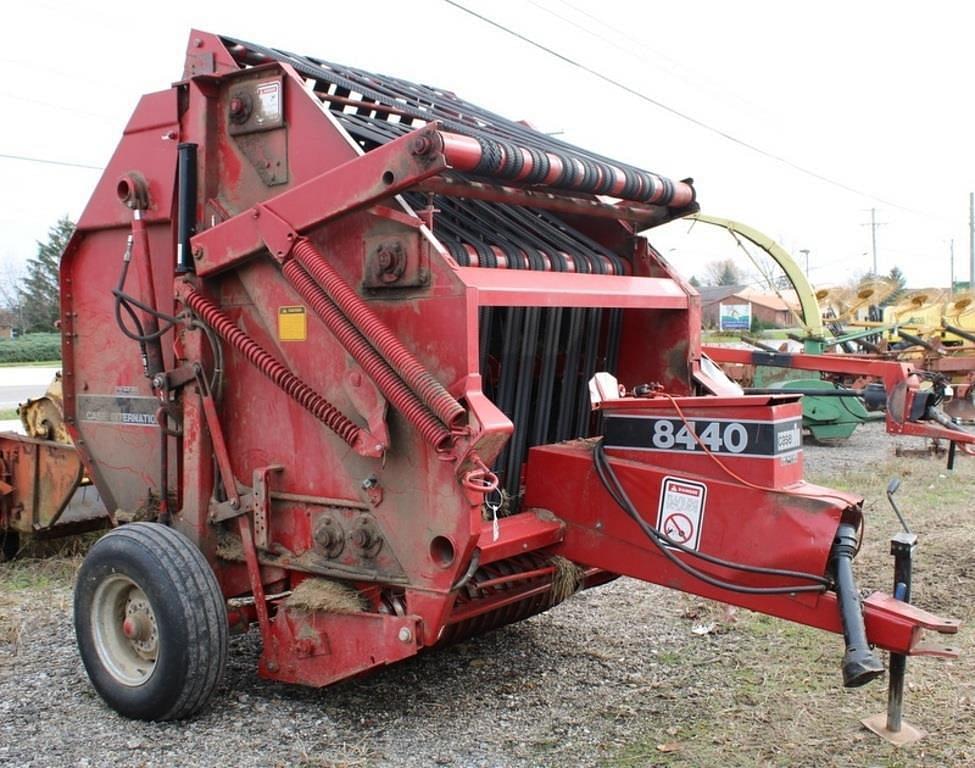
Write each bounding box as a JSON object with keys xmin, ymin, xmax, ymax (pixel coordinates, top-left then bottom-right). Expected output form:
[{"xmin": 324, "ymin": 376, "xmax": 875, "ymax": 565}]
[{"xmin": 91, "ymin": 574, "xmax": 159, "ymax": 686}]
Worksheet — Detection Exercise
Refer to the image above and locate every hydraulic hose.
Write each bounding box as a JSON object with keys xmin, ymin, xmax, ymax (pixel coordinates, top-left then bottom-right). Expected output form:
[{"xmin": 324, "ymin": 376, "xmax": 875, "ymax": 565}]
[
  {"xmin": 592, "ymin": 442, "xmax": 830, "ymax": 593},
  {"xmin": 181, "ymin": 288, "xmax": 384, "ymax": 458}
]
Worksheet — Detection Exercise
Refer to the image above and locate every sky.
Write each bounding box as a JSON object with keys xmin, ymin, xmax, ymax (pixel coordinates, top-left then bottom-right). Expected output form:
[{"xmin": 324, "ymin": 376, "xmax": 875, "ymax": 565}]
[{"xmin": 2, "ymin": 0, "xmax": 973, "ymax": 293}]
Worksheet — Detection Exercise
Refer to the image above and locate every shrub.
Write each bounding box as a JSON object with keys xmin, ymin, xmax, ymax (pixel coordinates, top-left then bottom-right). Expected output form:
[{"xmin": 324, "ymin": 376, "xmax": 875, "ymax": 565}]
[{"xmin": 0, "ymin": 333, "xmax": 62, "ymax": 364}]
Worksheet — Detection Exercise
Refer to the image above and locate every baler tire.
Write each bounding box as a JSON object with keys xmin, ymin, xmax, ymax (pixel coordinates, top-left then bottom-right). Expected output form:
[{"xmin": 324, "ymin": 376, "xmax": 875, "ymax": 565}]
[
  {"xmin": 0, "ymin": 530, "xmax": 19, "ymax": 562},
  {"xmin": 74, "ymin": 522, "xmax": 228, "ymax": 721}
]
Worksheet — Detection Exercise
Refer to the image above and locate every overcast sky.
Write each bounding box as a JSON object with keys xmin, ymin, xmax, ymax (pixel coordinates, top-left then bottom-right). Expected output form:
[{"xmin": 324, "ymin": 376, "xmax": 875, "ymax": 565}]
[{"xmin": 2, "ymin": 0, "xmax": 972, "ymax": 291}]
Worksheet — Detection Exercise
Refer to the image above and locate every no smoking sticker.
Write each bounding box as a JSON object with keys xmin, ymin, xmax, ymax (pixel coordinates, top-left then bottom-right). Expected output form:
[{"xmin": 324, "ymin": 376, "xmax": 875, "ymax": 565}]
[{"xmin": 657, "ymin": 476, "xmax": 707, "ymax": 551}]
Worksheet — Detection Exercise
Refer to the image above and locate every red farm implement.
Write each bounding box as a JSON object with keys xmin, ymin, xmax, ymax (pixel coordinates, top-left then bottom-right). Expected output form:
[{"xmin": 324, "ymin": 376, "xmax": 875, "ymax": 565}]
[{"xmin": 0, "ymin": 32, "xmax": 958, "ymax": 737}]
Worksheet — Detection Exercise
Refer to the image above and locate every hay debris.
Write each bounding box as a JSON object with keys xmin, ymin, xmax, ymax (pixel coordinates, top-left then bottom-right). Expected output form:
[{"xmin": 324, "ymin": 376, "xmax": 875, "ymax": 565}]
[
  {"xmin": 549, "ymin": 555, "xmax": 586, "ymax": 605},
  {"xmin": 286, "ymin": 578, "xmax": 365, "ymax": 614},
  {"xmin": 215, "ymin": 534, "xmax": 244, "ymax": 562}
]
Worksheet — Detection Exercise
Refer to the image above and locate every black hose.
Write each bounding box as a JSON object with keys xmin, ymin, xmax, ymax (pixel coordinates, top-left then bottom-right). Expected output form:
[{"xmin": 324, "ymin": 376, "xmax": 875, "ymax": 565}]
[
  {"xmin": 830, "ymin": 523, "xmax": 885, "ymax": 687},
  {"xmin": 592, "ymin": 442, "xmax": 830, "ymax": 593}
]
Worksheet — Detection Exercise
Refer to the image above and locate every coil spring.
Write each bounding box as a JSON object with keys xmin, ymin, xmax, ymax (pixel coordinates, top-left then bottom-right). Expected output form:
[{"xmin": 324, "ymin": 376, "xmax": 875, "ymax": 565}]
[
  {"xmin": 182, "ymin": 288, "xmax": 362, "ymax": 448},
  {"xmin": 282, "ymin": 260, "xmax": 452, "ymax": 452},
  {"xmin": 292, "ymin": 239, "xmax": 466, "ymax": 429}
]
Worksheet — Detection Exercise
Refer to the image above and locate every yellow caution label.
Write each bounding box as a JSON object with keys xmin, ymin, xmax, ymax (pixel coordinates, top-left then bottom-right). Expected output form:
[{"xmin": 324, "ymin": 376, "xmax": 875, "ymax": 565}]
[{"xmin": 278, "ymin": 305, "xmax": 307, "ymax": 341}]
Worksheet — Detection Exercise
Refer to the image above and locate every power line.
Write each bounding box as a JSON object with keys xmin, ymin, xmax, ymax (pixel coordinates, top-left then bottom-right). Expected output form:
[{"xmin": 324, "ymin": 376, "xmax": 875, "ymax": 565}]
[
  {"xmin": 0, "ymin": 152, "xmax": 103, "ymax": 171},
  {"xmin": 527, "ymin": 0, "xmax": 748, "ymax": 109},
  {"xmin": 441, "ymin": 0, "xmax": 950, "ymax": 223},
  {"xmin": 0, "ymin": 91, "xmax": 116, "ymax": 122},
  {"xmin": 545, "ymin": 0, "xmax": 764, "ymax": 115}
]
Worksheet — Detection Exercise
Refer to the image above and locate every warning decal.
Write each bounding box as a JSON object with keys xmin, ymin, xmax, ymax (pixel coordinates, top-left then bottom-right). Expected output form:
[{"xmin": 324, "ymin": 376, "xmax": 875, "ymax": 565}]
[
  {"xmin": 656, "ymin": 476, "xmax": 707, "ymax": 551},
  {"xmin": 278, "ymin": 305, "xmax": 307, "ymax": 341}
]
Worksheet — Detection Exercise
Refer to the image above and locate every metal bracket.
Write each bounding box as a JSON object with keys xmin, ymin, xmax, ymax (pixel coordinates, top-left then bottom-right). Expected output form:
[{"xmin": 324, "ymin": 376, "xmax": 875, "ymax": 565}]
[
  {"xmin": 208, "ymin": 491, "xmax": 254, "ymax": 523},
  {"xmin": 195, "ymin": 365, "xmax": 242, "ymax": 515},
  {"xmin": 252, "ymin": 465, "xmax": 283, "ymax": 551}
]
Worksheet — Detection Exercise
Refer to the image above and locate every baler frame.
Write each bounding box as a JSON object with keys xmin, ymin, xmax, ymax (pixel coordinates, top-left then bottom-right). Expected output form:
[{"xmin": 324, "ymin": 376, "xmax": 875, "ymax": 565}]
[{"xmin": 0, "ymin": 30, "xmax": 960, "ymax": 728}]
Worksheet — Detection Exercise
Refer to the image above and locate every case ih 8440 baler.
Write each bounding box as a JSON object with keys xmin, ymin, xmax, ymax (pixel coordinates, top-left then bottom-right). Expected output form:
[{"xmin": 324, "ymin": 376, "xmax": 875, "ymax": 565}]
[{"xmin": 0, "ymin": 31, "xmax": 959, "ymax": 726}]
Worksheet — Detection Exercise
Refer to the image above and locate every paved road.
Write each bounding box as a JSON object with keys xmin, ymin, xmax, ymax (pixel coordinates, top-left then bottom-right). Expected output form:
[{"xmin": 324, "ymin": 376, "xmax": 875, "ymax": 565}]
[{"xmin": 0, "ymin": 365, "xmax": 60, "ymax": 409}]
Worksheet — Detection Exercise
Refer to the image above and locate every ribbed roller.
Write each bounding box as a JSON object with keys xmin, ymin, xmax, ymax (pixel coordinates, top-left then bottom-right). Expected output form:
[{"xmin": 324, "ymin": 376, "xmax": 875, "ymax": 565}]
[
  {"xmin": 435, "ymin": 554, "xmax": 568, "ymax": 647},
  {"xmin": 219, "ymin": 34, "xmax": 696, "ymax": 209}
]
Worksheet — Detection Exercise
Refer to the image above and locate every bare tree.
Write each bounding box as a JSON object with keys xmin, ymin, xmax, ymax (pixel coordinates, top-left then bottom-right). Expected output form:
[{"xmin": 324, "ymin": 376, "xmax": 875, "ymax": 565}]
[
  {"xmin": 703, "ymin": 258, "xmax": 744, "ymax": 286},
  {"xmin": 0, "ymin": 257, "xmax": 26, "ymax": 333}
]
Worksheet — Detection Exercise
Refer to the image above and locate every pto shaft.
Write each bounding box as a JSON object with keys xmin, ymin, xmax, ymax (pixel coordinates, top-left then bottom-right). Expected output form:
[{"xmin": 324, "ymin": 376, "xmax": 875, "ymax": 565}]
[{"xmin": 830, "ymin": 523, "xmax": 885, "ymax": 687}]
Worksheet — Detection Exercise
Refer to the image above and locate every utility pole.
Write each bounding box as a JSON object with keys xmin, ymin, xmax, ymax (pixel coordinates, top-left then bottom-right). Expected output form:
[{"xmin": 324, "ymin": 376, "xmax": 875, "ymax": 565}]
[
  {"xmin": 969, "ymin": 192, "xmax": 974, "ymax": 288},
  {"xmin": 799, "ymin": 249, "xmax": 810, "ymax": 275},
  {"xmin": 950, "ymin": 239, "xmax": 955, "ymax": 292},
  {"xmin": 861, "ymin": 208, "xmax": 886, "ymax": 275}
]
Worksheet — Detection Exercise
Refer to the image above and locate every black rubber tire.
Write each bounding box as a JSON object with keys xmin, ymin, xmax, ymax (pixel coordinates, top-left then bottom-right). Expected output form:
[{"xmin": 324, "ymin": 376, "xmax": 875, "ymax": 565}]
[
  {"xmin": 74, "ymin": 522, "xmax": 228, "ymax": 720},
  {"xmin": 0, "ymin": 529, "xmax": 19, "ymax": 562}
]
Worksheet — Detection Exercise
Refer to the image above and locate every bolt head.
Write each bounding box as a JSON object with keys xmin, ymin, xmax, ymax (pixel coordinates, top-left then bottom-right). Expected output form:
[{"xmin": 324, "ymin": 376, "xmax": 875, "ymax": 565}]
[
  {"xmin": 398, "ymin": 627, "xmax": 413, "ymax": 643},
  {"xmin": 410, "ymin": 136, "xmax": 432, "ymax": 156}
]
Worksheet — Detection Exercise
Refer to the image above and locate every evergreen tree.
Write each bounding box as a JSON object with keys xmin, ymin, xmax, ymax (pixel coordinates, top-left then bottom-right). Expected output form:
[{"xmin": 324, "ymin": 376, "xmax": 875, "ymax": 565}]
[
  {"xmin": 18, "ymin": 217, "xmax": 73, "ymax": 332},
  {"xmin": 882, "ymin": 265, "xmax": 907, "ymax": 308},
  {"xmin": 689, "ymin": 275, "xmax": 701, "ymax": 288}
]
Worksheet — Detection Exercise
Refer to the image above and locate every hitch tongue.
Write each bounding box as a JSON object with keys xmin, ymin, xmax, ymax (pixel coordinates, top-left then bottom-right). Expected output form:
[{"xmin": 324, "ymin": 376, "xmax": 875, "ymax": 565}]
[{"xmin": 831, "ymin": 522, "xmax": 886, "ymax": 687}]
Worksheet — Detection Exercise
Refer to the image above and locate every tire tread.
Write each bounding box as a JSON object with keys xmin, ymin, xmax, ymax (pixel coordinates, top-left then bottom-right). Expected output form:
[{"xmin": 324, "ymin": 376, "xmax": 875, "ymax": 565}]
[{"xmin": 76, "ymin": 523, "xmax": 227, "ymax": 720}]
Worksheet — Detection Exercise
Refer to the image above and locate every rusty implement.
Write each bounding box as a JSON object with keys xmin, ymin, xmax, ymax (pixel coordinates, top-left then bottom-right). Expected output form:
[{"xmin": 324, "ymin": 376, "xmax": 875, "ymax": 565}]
[
  {"xmin": 19, "ymin": 373, "xmax": 72, "ymax": 444},
  {"xmin": 0, "ymin": 433, "xmax": 91, "ymax": 533},
  {"xmin": 2, "ymin": 29, "xmax": 953, "ymax": 727}
]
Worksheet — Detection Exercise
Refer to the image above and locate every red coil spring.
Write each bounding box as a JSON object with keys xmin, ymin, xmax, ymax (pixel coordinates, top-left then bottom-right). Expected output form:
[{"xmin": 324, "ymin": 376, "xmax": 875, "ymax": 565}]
[
  {"xmin": 282, "ymin": 260, "xmax": 452, "ymax": 452},
  {"xmin": 182, "ymin": 288, "xmax": 365, "ymax": 451},
  {"xmin": 292, "ymin": 239, "xmax": 466, "ymax": 429}
]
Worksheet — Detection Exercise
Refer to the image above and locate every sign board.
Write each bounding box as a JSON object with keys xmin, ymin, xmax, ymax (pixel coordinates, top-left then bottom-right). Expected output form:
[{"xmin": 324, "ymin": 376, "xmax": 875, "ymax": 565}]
[
  {"xmin": 278, "ymin": 306, "xmax": 307, "ymax": 342},
  {"xmin": 719, "ymin": 302, "xmax": 751, "ymax": 331},
  {"xmin": 656, "ymin": 476, "xmax": 706, "ymax": 550},
  {"xmin": 603, "ymin": 415, "xmax": 802, "ymax": 459}
]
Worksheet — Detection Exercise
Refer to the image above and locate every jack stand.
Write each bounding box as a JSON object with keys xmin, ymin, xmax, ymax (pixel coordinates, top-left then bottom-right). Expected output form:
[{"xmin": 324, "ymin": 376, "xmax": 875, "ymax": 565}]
[{"xmin": 862, "ymin": 531, "xmax": 926, "ymax": 745}]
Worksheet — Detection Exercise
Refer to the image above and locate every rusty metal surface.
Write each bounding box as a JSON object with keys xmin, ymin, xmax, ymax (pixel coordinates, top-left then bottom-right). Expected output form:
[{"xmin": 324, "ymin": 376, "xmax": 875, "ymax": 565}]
[
  {"xmin": 0, "ymin": 434, "xmax": 85, "ymax": 533},
  {"xmin": 19, "ymin": 373, "xmax": 71, "ymax": 444}
]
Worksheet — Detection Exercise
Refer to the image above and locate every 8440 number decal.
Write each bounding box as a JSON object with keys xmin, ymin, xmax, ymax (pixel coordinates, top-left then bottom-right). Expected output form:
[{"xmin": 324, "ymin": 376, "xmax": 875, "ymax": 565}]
[{"xmin": 603, "ymin": 415, "xmax": 801, "ymax": 458}]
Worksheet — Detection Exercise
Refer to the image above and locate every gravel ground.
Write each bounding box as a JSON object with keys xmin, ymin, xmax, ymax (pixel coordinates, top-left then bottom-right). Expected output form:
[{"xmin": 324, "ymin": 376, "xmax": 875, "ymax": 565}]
[{"xmin": 1, "ymin": 420, "xmax": 971, "ymax": 767}]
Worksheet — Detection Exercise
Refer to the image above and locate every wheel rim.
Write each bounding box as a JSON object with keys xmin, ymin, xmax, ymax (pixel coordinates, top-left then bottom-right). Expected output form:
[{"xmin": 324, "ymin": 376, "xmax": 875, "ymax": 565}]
[{"xmin": 91, "ymin": 574, "xmax": 159, "ymax": 686}]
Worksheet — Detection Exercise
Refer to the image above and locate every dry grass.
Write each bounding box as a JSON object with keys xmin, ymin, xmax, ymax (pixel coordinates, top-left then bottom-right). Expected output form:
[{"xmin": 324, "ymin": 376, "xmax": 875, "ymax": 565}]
[
  {"xmin": 0, "ymin": 536, "xmax": 91, "ymax": 665},
  {"xmin": 215, "ymin": 532, "xmax": 244, "ymax": 561},
  {"xmin": 550, "ymin": 555, "xmax": 586, "ymax": 605},
  {"xmin": 286, "ymin": 578, "xmax": 365, "ymax": 614},
  {"xmin": 604, "ymin": 454, "xmax": 975, "ymax": 768}
]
